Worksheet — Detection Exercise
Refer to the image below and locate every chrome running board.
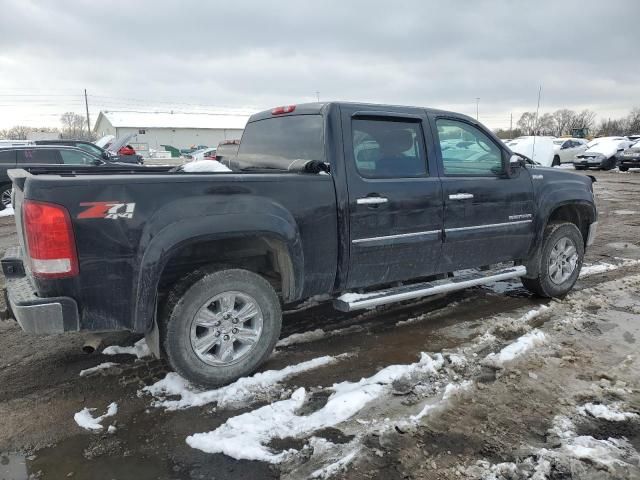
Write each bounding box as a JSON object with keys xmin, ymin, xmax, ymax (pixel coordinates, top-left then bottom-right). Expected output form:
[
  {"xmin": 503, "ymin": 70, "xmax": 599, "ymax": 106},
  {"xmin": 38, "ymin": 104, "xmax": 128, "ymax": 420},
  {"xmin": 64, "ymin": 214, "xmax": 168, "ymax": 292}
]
[{"xmin": 333, "ymin": 265, "xmax": 527, "ymax": 312}]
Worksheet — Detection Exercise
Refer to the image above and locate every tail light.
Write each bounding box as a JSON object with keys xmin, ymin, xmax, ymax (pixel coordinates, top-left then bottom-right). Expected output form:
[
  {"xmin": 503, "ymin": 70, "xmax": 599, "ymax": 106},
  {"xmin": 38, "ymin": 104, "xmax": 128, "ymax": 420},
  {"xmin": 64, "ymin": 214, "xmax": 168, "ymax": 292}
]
[
  {"xmin": 23, "ymin": 200, "xmax": 79, "ymax": 278},
  {"xmin": 271, "ymin": 105, "xmax": 296, "ymax": 115}
]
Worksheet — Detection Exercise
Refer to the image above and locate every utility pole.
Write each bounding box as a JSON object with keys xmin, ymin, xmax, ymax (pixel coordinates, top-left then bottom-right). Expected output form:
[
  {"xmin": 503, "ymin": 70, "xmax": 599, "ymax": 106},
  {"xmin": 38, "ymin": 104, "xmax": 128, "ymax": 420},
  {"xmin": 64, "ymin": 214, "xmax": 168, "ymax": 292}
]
[
  {"xmin": 475, "ymin": 97, "xmax": 480, "ymax": 121},
  {"xmin": 84, "ymin": 89, "xmax": 91, "ymax": 138},
  {"xmin": 510, "ymin": 112, "xmax": 513, "ymax": 133},
  {"xmin": 316, "ymin": 91, "xmax": 320, "ymax": 102}
]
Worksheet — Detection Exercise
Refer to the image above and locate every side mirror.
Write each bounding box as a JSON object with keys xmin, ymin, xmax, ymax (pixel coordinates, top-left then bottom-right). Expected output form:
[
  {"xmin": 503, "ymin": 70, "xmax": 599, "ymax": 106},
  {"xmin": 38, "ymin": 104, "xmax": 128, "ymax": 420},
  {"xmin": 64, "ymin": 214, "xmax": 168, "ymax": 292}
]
[{"xmin": 510, "ymin": 154, "xmax": 523, "ymax": 167}]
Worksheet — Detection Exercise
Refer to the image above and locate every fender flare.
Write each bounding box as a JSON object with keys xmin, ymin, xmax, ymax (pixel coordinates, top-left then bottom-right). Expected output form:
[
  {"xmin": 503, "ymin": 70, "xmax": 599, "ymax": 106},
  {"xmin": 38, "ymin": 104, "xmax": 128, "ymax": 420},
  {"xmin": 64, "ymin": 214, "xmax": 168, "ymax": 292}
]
[{"xmin": 133, "ymin": 212, "xmax": 303, "ymax": 333}]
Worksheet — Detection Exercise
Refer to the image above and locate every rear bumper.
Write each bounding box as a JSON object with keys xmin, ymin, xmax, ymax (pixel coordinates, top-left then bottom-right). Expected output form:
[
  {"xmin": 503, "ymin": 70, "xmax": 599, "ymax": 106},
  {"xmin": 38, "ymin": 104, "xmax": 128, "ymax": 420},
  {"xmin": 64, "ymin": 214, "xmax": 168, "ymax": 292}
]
[
  {"xmin": 1, "ymin": 247, "xmax": 79, "ymax": 334},
  {"xmin": 618, "ymin": 157, "xmax": 640, "ymax": 168}
]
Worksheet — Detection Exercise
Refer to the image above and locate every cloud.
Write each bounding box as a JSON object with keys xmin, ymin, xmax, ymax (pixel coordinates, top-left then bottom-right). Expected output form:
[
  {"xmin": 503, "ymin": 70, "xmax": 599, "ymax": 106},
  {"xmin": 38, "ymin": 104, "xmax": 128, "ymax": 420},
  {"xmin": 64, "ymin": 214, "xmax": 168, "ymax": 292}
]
[{"xmin": 0, "ymin": 0, "xmax": 638, "ymax": 129}]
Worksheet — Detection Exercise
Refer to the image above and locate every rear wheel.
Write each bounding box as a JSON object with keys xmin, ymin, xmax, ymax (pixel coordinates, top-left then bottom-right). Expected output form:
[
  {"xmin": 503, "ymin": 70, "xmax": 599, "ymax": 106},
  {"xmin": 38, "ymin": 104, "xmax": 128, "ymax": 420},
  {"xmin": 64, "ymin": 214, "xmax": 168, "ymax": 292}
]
[
  {"xmin": 521, "ymin": 222, "xmax": 584, "ymax": 298},
  {"xmin": 162, "ymin": 268, "xmax": 282, "ymax": 387},
  {"xmin": 0, "ymin": 184, "xmax": 12, "ymax": 208},
  {"xmin": 552, "ymin": 156, "xmax": 560, "ymax": 167}
]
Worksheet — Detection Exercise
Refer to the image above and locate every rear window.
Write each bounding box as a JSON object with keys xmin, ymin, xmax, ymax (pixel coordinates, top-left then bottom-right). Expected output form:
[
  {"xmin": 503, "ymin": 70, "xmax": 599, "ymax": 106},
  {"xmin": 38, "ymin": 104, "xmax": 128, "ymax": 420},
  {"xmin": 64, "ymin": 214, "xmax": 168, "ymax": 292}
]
[
  {"xmin": 237, "ymin": 115, "xmax": 324, "ymax": 169},
  {"xmin": 18, "ymin": 149, "xmax": 61, "ymax": 164},
  {"xmin": 0, "ymin": 150, "xmax": 16, "ymax": 164}
]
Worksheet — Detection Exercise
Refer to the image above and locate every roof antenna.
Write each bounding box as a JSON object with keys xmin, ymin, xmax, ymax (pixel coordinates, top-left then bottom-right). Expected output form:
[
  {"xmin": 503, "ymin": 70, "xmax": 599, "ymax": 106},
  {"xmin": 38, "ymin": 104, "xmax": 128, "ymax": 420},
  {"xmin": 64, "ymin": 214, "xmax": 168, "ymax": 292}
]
[{"xmin": 531, "ymin": 84, "xmax": 542, "ymax": 163}]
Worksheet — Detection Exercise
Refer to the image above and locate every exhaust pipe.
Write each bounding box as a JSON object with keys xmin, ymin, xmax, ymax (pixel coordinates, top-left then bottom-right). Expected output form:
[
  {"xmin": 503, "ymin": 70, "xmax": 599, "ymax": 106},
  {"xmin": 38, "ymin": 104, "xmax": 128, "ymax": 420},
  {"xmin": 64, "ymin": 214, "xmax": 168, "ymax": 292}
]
[{"xmin": 82, "ymin": 334, "xmax": 105, "ymax": 354}]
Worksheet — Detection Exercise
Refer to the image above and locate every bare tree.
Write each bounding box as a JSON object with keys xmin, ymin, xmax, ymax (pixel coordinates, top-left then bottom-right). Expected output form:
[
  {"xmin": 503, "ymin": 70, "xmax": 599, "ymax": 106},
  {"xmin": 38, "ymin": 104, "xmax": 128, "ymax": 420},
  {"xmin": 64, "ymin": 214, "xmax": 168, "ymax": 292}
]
[
  {"xmin": 537, "ymin": 113, "xmax": 555, "ymax": 135},
  {"xmin": 5, "ymin": 125, "xmax": 32, "ymax": 140},
  {"xmin": 626, "ymin": 108, "xmax": 640, "ymax": 135},
  {"xmin": 517, "ymin": 112, "xmax": 537, "ymax": 135},
  {"xmin": 60, "ymin": 112, "xmax": 89, "ymax": 140},
  {"xmin": 552, "ymin": 109, "xmax": 576, "ymax": 136},
  {"xmin": 570, "ymin": 109, "xmax": 597, "ymax": 133}
]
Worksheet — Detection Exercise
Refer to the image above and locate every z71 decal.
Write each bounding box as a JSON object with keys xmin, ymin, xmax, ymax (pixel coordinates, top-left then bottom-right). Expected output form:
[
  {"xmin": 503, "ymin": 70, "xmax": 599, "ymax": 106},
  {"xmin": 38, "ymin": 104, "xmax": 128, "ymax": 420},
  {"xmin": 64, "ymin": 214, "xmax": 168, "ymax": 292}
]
[{"xmin": 78, "ymin": 202, "xmax": 136, "ymax": 219}]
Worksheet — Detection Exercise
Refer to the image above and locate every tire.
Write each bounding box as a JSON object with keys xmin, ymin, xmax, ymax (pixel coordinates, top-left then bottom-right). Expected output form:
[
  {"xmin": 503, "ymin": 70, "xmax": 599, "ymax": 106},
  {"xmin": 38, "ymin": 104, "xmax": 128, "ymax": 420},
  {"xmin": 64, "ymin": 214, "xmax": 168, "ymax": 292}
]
[
  {"xmin": 552, "ymin": 156, "xmax": 560, "ymax": 167},
  {"xmin": 619, "ymin": 166, "xmax": 629, "ymax": 172},
  {"xmin": 0, "ymin": 184, "xmax": 12, "ymax": 208},
  {"xmin": 521, "ymin": 222, "xmax": 584, "ymax": 298},
  {"xmin": 163, "ymin": 267, "xmax": 282, "ymax": 388}
]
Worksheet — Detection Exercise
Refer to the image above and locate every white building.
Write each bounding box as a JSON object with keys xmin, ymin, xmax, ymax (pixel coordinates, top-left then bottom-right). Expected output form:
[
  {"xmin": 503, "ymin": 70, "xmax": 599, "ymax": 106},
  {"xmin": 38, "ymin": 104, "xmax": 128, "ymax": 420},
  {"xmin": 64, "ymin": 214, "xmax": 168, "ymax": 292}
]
[{"xmin": 93, "ymin": 110, "xmax": 250, "ymax": 152}]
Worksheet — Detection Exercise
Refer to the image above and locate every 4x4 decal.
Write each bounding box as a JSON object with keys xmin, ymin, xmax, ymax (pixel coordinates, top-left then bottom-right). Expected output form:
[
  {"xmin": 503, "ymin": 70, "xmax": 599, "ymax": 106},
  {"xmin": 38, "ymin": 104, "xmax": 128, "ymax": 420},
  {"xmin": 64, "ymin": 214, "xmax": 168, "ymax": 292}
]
[{"xmin": 78, "ymin": 202, "xmax": 136, "ymax": 219}]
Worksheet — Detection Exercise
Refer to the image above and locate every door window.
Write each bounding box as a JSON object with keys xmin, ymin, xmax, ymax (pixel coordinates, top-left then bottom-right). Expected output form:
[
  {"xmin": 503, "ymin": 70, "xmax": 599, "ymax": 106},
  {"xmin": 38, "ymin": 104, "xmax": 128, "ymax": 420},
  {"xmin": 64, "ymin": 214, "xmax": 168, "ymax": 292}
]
[
  {"xmin": 18, "ymin": 149, "xmax": 61, "ymax": 164},
  {"xmin": 352, "ymin": 118, "xmax": 427, "ymax": 178},
  {"xmin": 60, "ymin": 149, "xmax": 97, "ymax": 165},
  {"xmin": 0, "ymin": 150, "xmax": 16, "ymax": 164},
  {"xmin": 436, "ymin": 119, "xmax": 503, "ymax": 175}
]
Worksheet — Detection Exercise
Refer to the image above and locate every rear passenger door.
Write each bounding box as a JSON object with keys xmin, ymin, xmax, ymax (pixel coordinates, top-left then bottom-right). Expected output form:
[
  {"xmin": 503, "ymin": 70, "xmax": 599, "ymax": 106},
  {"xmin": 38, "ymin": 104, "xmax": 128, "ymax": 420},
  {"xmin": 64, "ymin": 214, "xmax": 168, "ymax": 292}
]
[
  {"xmin": 17, "ymin": 148, "xmax": 62, "ymax": 166},
  {"xmin": 341, "ymin": 106, "xmax": 443, "ymax": 288},
  {"xmin": 430, "ymin": 115, "xmax": 535, "ymax": 271}
]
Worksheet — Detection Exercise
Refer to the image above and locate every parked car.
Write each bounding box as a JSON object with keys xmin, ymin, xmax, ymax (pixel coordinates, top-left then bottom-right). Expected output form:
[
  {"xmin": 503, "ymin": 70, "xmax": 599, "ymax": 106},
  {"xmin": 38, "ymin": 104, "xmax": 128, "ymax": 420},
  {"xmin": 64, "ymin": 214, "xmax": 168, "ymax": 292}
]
[
  {"xmin": 617, "ymin": 140, "xmax": 640, "ymax": 171},
  {"xmin": 53, "ymin": 135, "xmax": 144, "ymax": 165},
  {"xmin": 2, "ymin": 102, "xmax": 597, "ymax": 387},
  {"xmin": 504, "ymin": 136, "xmax": 555, "ymax": 166},
  {"xmin": 551, "ymin": 138, "xmax": 588, "ymax": 165},
  {"xmin": 0, "ymin": 146, "xmax": 163, "ymax": 206},
  {"xmin": 186, "ymin": 147, "xmax": 217, "ymax": 161},
  {"xmin": 214, "ymin": 139, "xmax": 240, "ymax": 166},
  {"xmin": 574, "ymin": 137, "xmax": 633, "ymax": 170}
]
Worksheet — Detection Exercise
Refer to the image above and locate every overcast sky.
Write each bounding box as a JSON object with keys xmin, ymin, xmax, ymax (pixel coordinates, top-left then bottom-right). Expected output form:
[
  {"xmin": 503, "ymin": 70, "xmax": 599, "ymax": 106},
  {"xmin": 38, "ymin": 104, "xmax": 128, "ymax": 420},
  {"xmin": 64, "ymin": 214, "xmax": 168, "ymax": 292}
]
[{"xmin": 0, "ymin": 0, "xmax": 639, "ymax": 130}]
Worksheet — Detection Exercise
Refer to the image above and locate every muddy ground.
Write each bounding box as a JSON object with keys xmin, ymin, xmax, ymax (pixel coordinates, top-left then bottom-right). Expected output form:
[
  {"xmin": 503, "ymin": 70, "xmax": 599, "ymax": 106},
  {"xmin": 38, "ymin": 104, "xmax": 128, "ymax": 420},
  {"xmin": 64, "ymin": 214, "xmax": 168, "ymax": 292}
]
[{"xmin": 1, "ymin": 169, "xmax": 640, "ymax": 480}]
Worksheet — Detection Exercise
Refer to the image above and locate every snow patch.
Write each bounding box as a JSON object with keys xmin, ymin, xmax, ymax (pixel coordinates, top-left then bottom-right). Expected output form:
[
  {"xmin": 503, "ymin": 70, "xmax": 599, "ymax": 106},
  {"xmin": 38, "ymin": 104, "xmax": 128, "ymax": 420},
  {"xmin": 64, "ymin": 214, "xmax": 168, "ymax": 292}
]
[
  {"xmin": 482, "ymin": 330, "xmax": 546, "ymax": 369},
  {"xmin": 276, "ymin": 325, "xmax": 364, "ymax": 348},
  {"xmin": 102, "ymin": 338, "xmax": 151, "ymax": 359},
  {"xmin": 310, "ymin": 446, "xmax": 360, "ymax": 479},
  {"xmin": 410, "ymin": 380, "xmax": 472, "ymax": 421},
  {"xmin": 144, "ymin": 355, "xmax": 339, "ymax": 410},
  {"xmin": 614, "ymin": 210, "xmax": 637, "ymax": 215},
  {"xmin": 186, "ymin": 353, "xmax": 444, "ymax": 462},
  {"xmin": 79, "ymin": 362, "xmax": 119, "ymax": 377},
  {"xmin": 580, "ymin": 259, "xmax": 640, "ymax": 278},
  {"xmin": 182, "ymin": 159, "xmax": 232, "ymax": 173},
  {"xmin": 577, "ymin": 403, "xmax": 639, "ymax": 422},
  {"xmin": 0, "ymin": 206, "xmax": 14, "ymax": 217},
  {"xmin": 73, "ymin": 403, "xmax": 118, "ymax": 432}
]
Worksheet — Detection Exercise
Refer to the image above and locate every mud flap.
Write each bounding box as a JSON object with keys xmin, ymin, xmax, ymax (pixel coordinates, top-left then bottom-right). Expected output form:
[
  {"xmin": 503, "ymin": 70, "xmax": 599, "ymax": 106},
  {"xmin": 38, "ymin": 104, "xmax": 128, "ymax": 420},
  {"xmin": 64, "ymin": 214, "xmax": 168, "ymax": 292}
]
[{"xmin": 145, "ymin": 318, "xmax": 161, "ymax": 359}]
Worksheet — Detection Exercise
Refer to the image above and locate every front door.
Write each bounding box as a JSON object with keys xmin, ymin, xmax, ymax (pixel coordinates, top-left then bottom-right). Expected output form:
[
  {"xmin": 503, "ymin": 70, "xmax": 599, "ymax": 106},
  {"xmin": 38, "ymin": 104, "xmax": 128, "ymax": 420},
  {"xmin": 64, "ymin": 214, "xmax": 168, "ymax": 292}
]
[
  {"xmin": 431, "ymin": 116, "xmax": 535, "ymax": 271},
  {"xmin": 341, "ymin": 106, "xmax": 444, "ymax": 289}
]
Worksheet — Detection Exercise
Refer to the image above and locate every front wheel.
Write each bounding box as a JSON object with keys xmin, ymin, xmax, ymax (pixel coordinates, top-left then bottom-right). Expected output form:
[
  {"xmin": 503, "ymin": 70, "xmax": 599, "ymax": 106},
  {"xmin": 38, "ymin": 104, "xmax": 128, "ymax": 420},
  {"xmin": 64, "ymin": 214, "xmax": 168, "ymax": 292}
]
[
  {"xmin": 619, "ymin": 166, "xmax": 629, "ymax": 172},
  {"xmin": 522, "ymin": 222, "xmax": 584, "ymax": 298},
  {"xmin": 163, "ymin": 268, "xmax": 282, "ymax": 387}
]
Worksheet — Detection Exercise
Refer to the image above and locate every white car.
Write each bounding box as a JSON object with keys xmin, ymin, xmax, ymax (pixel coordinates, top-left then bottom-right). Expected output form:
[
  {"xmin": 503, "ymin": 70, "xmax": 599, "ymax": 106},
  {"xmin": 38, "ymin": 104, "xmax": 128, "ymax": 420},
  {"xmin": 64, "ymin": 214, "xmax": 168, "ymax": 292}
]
[
  {"xmin": 187, "ymin": 147, "xmax": 217, "ymax": 162},
  {"xmin": 504, "ymin": 136, "xmax": 555, "ymax": 167},
  {"xmin": 574, "ymin": 137, "xmax": 633, "ymax": 170},
  {"xmin": 551, "ymin": 138, "xmax": 588, "ymax": 165}
]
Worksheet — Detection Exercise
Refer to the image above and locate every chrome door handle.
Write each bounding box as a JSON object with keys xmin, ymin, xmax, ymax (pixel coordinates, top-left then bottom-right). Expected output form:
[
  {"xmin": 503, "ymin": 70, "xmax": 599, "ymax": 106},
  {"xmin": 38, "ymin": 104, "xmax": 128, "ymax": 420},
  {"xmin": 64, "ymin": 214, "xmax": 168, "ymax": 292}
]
[
  {"xmin": 449, "ymin": 193, "xmax": 474, "ymax": 200},
  {"xmin": 357, "ymin": 197, "xmax": 388, "ymax": 205}
]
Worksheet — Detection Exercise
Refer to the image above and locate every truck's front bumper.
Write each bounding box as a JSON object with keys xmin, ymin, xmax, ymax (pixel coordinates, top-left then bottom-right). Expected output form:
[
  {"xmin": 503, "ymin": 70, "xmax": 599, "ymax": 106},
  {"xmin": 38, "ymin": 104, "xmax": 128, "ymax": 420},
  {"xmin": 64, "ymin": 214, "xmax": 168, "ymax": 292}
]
[{"xmin": 1, "ymin": 247, "xmax": 79, "ymax": 334}]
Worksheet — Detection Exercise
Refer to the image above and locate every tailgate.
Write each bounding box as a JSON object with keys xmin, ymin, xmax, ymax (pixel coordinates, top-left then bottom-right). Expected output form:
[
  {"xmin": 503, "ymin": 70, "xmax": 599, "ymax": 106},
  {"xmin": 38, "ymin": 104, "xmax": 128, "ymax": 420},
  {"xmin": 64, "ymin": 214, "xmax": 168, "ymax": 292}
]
[{"xmin": 8, "ymin": 169, "xmax": 27, "ymax": 261}]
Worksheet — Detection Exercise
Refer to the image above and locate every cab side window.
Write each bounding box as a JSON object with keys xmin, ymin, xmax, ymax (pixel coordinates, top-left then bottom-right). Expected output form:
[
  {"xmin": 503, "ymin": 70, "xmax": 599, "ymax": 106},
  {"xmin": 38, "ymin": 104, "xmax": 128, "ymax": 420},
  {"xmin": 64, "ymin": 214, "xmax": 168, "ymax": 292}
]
[
  {"xmin": 18, "ymin": 149, "xmax": 61, "ymax": 164},
  {"xmin": 352, "ymin": 118, "xmax": 427, "ymax": 178},
  {"xmin": 436, "ymin": 119, "xmax": 503, "ymax": 176}
]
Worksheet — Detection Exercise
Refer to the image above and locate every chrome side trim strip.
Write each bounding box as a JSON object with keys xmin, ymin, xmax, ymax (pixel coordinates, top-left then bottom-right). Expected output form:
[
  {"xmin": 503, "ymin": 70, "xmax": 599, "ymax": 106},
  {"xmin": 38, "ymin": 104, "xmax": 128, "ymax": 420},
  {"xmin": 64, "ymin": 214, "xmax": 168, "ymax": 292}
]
[
  {"xmin": 446, "ymin": 219, "xmax": 532, "ymax": 233},
  {"xmin": 352, "ymin": 230, "xmax": 440, "ymax": 244}
]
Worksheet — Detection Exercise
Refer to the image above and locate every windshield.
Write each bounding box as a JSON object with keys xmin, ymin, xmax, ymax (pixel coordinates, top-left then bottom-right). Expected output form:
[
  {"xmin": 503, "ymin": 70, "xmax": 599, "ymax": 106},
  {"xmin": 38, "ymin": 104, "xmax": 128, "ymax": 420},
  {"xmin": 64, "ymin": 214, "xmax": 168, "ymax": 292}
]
[
  {"xmin": 236, "ymin": 115, "xmax": 324, "ymax": 169},
  {"xmin": 553, "ymin": 140, "xmax": 565, "ymax": 145}
]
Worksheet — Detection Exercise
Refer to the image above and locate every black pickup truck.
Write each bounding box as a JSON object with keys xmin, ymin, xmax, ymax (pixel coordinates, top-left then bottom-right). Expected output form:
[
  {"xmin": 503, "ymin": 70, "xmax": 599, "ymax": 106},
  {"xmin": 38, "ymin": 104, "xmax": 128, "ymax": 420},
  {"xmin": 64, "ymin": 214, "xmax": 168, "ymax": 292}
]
[{"xmin": 2, "ymin": 102, "xmax": 597, "ymax": 387}]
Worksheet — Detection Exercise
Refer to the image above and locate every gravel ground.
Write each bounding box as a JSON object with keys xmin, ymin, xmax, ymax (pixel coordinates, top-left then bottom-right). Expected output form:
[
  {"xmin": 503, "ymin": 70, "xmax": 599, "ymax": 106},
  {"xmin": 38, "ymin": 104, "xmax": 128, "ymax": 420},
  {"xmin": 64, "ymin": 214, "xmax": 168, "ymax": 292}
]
[{"xmin": 1, "ymin": 169, "xmax": 639, "ymax": 480}]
